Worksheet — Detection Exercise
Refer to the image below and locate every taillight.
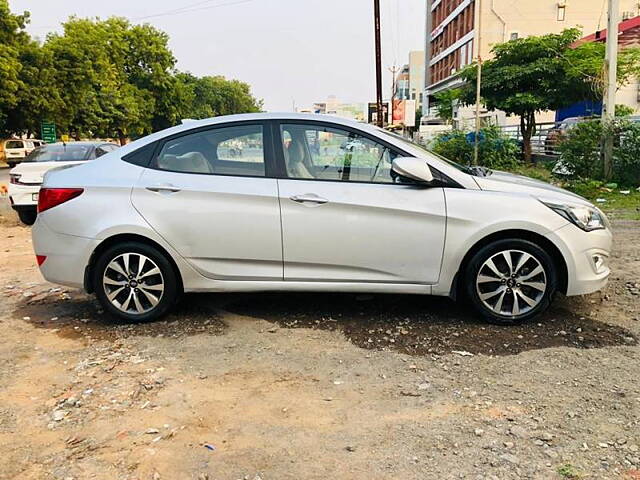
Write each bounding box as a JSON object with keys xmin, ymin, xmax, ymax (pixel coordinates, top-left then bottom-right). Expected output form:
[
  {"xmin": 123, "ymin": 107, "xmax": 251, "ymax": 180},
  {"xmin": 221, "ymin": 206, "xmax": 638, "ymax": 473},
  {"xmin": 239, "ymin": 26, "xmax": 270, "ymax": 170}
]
[
  {"xmin": 37, "ymin": 188, "xmax": 84, "ymax": 213},
  {"xmin": 9, "ymin": 174, "xmax": 21, "ymax": 184},
  {"xmin": 36, "ymin": 255, "xmax": 47, "ymax": 266}
]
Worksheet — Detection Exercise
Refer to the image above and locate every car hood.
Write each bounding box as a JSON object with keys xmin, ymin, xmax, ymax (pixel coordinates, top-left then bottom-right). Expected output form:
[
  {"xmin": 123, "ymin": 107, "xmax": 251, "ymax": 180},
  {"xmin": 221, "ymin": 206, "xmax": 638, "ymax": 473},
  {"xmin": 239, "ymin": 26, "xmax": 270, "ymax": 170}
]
[
  {"xmin": 10, "ymin": 161, "xmax": 84, "ymax": 184},
  {"xmin": 474, "ymin": 170, "xmax": 592, "ymax": 206}
]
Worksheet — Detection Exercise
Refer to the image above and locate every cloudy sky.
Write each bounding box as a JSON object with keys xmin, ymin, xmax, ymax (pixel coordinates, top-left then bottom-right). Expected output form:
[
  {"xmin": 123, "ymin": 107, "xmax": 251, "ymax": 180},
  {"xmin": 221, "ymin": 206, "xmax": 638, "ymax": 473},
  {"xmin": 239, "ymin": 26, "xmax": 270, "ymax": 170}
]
[{"xmin": 12, "ymin": 0, "xmax": 426, "ymax": 111}]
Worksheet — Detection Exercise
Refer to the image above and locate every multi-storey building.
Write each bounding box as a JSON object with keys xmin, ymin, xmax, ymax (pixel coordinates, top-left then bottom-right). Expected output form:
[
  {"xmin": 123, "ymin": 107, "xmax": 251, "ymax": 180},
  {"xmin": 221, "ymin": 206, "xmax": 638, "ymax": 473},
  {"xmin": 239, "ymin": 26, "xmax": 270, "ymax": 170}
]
[{"xmin": 424, "ymin": 0, "xmax": 640, "ymax": 119}]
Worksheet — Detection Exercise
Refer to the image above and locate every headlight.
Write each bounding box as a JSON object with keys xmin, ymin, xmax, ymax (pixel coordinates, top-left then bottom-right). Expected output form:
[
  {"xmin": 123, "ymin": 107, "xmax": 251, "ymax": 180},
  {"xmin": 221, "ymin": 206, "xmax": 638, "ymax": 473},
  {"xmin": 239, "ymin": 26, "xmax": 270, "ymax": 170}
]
[{"xmin": 540, "ymin": 199, "xmax": 608, "ymax": 231}]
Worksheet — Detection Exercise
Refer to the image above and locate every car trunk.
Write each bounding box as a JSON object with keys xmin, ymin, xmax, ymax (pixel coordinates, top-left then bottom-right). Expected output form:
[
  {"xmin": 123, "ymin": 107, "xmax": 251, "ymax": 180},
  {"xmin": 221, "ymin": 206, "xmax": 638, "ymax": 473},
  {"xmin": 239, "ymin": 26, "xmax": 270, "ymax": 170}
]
[{"xmin": 14, "ymin": 161, "xmax": 84, "ymax": 184}]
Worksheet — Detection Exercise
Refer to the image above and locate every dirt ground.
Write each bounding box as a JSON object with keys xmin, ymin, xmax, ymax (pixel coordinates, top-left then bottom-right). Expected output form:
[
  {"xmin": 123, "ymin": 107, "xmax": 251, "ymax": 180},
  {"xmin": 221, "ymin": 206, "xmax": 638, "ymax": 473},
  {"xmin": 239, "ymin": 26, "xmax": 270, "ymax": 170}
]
[{"xmin": 0, "ymin": 204, "xmax": 639, "ymax": 480}]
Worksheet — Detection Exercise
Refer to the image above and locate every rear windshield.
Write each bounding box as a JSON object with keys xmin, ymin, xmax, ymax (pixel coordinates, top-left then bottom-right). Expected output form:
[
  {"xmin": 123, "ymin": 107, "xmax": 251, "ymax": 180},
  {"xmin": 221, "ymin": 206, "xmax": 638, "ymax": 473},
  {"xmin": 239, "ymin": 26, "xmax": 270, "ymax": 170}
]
[
  {"xmin": 5, "ymin": 140, "xmax": 24, "ymax": 149},
  {"xmin": 25, "ymin": 144, "xmax": 93, "ymax": 162}
]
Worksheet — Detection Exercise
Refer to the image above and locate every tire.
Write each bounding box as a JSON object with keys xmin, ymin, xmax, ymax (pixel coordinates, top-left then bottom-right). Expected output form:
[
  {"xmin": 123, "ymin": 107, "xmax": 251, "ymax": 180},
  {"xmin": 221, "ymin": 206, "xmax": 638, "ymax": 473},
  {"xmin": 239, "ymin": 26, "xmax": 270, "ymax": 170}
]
[
  {"xmin": 7, "ymin": 162, "xmax": 15, "ymax": 168},
  {"xmin": 464, "ymin": 239, "xmax": 557, "ymax": 325},
  {"xmin": 93, "ymin": 242, "xmax": 180, "ymax": 322},
  {"xmin": 17, "ymin": 209, "xmax": 37, "ymax": 226}
]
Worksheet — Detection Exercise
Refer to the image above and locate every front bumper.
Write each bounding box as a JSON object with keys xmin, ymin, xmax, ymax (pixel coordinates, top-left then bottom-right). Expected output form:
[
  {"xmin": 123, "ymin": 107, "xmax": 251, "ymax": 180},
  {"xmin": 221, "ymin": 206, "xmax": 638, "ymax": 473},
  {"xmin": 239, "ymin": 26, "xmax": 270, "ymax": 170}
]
[
  {"xmin": 32, "ymin": 217, "xmax": 99, "ymax": 289},
  {"xmin": 8, "ymin": 182, "xmax": 39, "ymax": 207},
  {"xmin": 546, "ymin": 223, "xmax": 613, "ymax": 296}
]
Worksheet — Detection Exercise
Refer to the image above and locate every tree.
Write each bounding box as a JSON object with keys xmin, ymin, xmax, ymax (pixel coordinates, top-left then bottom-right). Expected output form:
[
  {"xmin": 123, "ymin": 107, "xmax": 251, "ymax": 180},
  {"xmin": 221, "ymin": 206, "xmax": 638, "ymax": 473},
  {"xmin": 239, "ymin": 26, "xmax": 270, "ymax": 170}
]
[
  {"xmin": 0, "ymin": 0, "xmax": 31, "ymax": 136},
  {"xmin": 4, "ymin": 40, "xmax": 64, "ymax": 138},
  {"xmin": 46, "ymin": 17, "xmax": 167, "ymax": 141},
  {"xmin": 1, "ymin": 1, "xmax": 263, "ymax": 141},
  {"xmin": 433, "ymin": 89, "xmax": 460, "ymax": 125},
  {"xmin": 459, "ymin": 29, "xmax": 593, "ymax": 162},
  {"xmin": 176, "ymin": 73, "xmax": 263, "ymax": 120},
  {"xmin": 564, "ymin": 40, "xmax": 640, "ymax": 107}
]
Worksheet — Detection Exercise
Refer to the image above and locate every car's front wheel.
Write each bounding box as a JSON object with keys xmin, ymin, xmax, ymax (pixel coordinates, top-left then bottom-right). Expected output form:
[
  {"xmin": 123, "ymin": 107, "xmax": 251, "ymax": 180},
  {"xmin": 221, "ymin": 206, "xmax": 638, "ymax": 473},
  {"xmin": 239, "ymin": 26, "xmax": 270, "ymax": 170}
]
[
  {"xmin": 93, "ymin": 242, "xmax": 180, "ymax": 322},
  {"xmin": 465, "ymin": 239, "xmax": 557, "ymax": 324}
]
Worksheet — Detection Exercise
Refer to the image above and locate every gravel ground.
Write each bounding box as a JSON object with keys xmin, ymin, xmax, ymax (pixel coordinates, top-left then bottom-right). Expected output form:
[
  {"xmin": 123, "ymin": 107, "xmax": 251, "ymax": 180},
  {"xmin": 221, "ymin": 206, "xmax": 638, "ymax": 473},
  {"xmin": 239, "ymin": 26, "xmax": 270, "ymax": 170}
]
[{"xmin": 0, "ymin": 209, "xmax": 638, "ymax": 480}]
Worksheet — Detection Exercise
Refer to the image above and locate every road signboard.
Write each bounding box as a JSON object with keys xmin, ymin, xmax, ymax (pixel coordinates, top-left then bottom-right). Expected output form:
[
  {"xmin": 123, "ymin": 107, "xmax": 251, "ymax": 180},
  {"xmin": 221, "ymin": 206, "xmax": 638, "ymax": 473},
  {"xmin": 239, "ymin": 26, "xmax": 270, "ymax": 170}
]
[{"xmin": 41, "ymin": 121, "xmax": 56, "ymax": 143}]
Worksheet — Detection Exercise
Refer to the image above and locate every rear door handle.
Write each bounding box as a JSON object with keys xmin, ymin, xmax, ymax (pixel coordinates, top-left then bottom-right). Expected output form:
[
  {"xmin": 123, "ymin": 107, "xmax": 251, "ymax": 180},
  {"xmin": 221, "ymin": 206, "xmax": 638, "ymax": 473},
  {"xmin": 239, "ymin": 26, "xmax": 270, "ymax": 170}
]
[
  {"xmin": 146, "ymin": 184, "xmax": 181, "ymax": 193},
  {"xmin": 290, "ymin": 194, "xmax": 328, "ymax": 204}
]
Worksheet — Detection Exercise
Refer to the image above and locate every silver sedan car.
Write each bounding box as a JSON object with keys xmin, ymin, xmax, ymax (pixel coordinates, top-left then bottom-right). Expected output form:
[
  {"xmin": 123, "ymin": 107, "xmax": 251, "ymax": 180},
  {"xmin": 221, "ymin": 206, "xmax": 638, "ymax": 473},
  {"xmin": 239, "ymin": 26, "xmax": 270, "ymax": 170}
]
[{"xmin": 32, "ymin": 113, "xmax": 612, "ymax": 324}]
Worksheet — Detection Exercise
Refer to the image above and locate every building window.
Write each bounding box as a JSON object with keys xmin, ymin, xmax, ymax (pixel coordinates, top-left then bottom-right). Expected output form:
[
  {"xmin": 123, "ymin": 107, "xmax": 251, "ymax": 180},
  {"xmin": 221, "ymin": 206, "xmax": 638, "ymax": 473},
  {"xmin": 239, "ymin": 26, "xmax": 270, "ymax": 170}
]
[
  {"xmin": 557, "ymin": 5, "xmax": 566, "ymax": 21},
  {"xmin": 510, "ymin": 32, "xmax": 519, "ymax": 41}
]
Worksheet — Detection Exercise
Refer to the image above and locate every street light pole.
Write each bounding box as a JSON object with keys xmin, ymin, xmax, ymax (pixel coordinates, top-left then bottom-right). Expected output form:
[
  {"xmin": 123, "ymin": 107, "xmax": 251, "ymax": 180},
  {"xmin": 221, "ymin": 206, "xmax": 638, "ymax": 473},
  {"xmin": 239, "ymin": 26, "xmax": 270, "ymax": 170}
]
[
  {"xmin": 473, "ymin": 0, "xmax": 483, "ymax": 166},
  {"xmin": 389, "ymin": 64, "xmax": 400, "ymax": 123},
  {"xmin": 374, "ymin": 0, "xmax": 384, "ymax": 127},
  {"xmin": 602, "ymin": 0, "xmax": 619, "ymax": 180}
]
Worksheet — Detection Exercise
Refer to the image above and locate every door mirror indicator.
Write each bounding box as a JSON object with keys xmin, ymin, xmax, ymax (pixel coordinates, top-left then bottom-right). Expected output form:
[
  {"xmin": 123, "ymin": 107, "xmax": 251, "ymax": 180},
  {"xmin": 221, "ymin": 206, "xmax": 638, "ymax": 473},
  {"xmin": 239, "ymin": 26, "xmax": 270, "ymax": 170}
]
[{"xmin": 391, "ymin": 157, "xmax": 434, "ymax": 184}]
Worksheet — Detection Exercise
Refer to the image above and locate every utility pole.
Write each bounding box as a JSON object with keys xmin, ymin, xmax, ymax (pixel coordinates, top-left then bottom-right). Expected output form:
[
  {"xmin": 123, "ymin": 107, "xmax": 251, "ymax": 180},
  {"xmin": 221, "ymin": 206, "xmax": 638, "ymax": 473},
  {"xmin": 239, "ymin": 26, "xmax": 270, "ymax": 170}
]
[
  {"xmin": 602, "ymin": 0, "xmax": 619, "ymax": 180},
  {"xmin": 389, "ymin": 64, "xmax": 400, "ymax": 123},
  {"xmin": 374, "ymin": 0, "xmax": 384, "ymax": 127},
  {"xmin": 473, "ymin": 0, "xmax": 483, "ymax": 166}
]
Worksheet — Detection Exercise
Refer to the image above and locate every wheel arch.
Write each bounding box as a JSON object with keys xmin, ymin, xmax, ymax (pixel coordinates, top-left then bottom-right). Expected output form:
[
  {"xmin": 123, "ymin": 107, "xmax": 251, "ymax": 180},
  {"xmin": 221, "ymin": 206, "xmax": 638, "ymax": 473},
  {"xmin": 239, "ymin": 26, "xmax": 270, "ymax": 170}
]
[
  {"xmin": 84, "ymin": 233, "xmax": 184, "ymax": 294},
  {"xmin": 452, "ymin": 229, "xmax": 568, "ymax": 298}
]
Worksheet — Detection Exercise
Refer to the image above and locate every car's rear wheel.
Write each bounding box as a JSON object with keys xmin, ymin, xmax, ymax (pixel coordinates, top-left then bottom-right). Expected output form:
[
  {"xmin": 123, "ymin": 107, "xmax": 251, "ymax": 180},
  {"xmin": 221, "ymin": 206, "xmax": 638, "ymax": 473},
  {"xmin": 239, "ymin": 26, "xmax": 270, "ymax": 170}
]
[
  {"xmin": 465, "ymin": 239, "xmax": 557, "ymax": 324},
  {"xmin": 93, "ymin": 242, "xmax": 179, "ymax": 322},
  {"xmin": 7, "ymin": 162, "xmax": 16, "ymax": 168},
  {"xmin": 17, "ymin": 209, "xmax": 37, "ymax": 226}
]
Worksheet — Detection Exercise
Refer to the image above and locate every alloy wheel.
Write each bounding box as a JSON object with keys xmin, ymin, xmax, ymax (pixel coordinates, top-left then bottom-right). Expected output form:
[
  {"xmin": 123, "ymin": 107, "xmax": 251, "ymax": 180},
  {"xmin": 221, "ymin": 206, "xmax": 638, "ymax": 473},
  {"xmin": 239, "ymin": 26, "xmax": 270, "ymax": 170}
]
[
  {"xmin": 475, "ymin": 249, "xmax": 547, "ymax": 318},
  {"xmin": 102, "ymin": 253, "xmax": 165, "ymax": 315}
]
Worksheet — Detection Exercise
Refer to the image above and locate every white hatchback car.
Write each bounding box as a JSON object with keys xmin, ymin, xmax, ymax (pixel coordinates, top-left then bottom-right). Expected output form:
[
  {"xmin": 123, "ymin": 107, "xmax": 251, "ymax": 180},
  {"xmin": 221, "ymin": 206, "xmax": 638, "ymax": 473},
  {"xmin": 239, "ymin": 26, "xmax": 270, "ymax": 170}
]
[
  {"xmin": 9, "ymin": 142, "xmax": 119, "ymax": 225},
  {"xmin": 32, "ymin": 113, "xmax": 612, "ymax": 324}
]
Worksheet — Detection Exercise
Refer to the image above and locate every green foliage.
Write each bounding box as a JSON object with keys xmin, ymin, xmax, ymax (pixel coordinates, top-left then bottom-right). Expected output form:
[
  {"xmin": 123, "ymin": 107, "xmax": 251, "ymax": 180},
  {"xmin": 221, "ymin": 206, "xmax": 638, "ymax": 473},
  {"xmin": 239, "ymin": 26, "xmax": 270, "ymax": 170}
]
[
  {"xmin": 0, "ymin": 0, "xmax": 31, "ymax": 135},
  {"xmin": 431, "ymin": 126, "xmax": 521, "ymax": 170},
  {"xmin": 511, "ymin": 163, "xmax": 553, "ymax": 183},
  {"xmin": 458, "ymin": 29, "xmax": 599, "ymax": 161},
  {"xmin": 613, "ymin": 121, "xmax": 640, "ymax": 186},
  {"xmin": 615, "ymin": 104, "xmax": 634, "ymax": 117},
  {"xmin": 433, "ymin": 89, "xmax": 460, "ymax": 124},
  {"xmin": 0, "ymin": 3, "xmax": 263, "ymax": 140},
  {"xmin": 557, "ymin": 464, "xmax": 582, "ymax": 479},
  {"xmin": 565, "ymin": 41, "xmax": 640, "ymax": 99},
  {"xmin": 557, "ymin": 120, "xmax": 604, "ymax": 179},
  {"xmin": 459, "ymin": 29, "xmax": 591, "ymax": 115},
  {"xmin": 557, "ymin": 119, "xmax": 640, "ymax": 186},
  {"xmin": 177, "ymin": 73, "xmax": 263, "ymax": 120}
]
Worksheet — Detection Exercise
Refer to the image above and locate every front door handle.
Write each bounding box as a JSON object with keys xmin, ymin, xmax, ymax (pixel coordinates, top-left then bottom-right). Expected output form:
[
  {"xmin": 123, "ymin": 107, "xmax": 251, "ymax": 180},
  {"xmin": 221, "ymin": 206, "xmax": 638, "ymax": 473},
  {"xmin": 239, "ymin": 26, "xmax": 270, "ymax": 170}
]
[
  {"xmin": 290, "ymin": 194, "xmax": 328, "ymax": 204},
  {"xmin": 146, "ymin": 184, "xmax": 181, "ymax": 193}
]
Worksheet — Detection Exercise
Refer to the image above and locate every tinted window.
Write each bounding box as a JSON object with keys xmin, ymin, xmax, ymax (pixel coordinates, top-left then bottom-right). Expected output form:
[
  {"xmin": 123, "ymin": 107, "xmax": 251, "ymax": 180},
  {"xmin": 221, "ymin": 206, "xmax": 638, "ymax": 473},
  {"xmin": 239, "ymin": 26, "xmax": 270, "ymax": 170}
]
[
  {"xmin": 280, "ymin": 124, "xmax": 398, "ymax": 183},
  {"xmin": 24, "ymin": 144, "xmax": 93, "ymax": 162},
  {"xmin": 123, "ymin": 142, "xmax": 156, "ymax": 167},
  {"xmin": 154, "ymin": 124, "xmax": 265, "ymax": 176},
  {"xmin": 5, "ymin": 140, "xmax": 24, "ymax": 149}
]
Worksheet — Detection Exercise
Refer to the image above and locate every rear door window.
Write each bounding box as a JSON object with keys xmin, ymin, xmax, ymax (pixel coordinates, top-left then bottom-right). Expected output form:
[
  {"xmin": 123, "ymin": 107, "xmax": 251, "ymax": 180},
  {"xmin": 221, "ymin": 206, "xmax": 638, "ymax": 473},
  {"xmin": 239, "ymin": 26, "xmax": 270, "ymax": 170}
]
[{"xmin": 154, "ymin": 124, "xmax": 267, "ymax": 177}]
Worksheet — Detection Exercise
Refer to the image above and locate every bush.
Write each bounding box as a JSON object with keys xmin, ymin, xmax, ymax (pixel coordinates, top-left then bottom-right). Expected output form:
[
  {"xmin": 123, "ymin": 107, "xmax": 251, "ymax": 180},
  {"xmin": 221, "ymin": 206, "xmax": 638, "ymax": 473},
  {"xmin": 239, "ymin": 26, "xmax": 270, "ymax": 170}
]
[
  {"xmin": 614, "ymin": 121, "xmax": 640, "ymax": 186},
  {"xmin": 557, "ymin": 119, "xmax": 640, "ymax": 186},
  {"xmin": 431, "ymin": 125, "xmax": 521, "ymax": 170},
  {"xmin": 556, "ymin": 120, "xmax": 603, "ymax": 179}
]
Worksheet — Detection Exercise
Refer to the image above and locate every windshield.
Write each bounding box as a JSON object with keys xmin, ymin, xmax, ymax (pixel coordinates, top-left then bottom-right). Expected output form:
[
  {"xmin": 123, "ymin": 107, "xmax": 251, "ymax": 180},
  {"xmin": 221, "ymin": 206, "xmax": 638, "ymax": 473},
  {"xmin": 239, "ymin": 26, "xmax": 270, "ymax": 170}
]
[
  {"xmin": 377, "ymin": 129, "xmax": 475, "ymax": 175},
  {"xmin": 5, "ymin": 140, "xmax": 24, "ymax": 149},
  {"xmin": 25, "ymin": 144, "xmax": 93, "ymax": 162}
]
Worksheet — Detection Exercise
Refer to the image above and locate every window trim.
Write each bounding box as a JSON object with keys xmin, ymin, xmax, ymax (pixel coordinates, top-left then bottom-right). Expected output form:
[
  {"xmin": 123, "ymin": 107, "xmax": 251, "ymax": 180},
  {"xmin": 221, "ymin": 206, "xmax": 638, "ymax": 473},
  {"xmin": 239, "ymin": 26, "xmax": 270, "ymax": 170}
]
[
  {"xmin": 145, "ymin": 120, "xmax": 277, "ymax": 179},
  {"xmin": 272, "ymin": 119, "xmax": 460, "ymax": 188}
]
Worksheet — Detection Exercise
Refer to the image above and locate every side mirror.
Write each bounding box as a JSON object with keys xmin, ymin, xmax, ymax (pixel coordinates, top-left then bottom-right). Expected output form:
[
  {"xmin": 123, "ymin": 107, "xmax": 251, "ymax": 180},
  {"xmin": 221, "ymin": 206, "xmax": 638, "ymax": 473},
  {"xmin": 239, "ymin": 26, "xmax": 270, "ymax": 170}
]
[{"xmin": 391, "ymin": 157, "xmax": 434, "ymax": 183}]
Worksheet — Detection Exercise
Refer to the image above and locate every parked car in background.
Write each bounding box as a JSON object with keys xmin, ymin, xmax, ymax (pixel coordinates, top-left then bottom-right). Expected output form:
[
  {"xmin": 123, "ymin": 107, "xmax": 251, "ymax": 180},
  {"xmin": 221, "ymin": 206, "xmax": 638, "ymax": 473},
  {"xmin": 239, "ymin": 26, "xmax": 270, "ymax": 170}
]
[
  {"xmin": 31, "ymin": 113, "xmax": 611, "ymax": 325},
  {"xmin": 9, "ymin": 141, "xmax": 119, "ymax": 225},
  {"xmin": 544, "ymin": 117, "xmax": 591, "ymax": 155},
  {"xmin": 1, "ymin": 138, "xmax": 45, "ymax": 167}
]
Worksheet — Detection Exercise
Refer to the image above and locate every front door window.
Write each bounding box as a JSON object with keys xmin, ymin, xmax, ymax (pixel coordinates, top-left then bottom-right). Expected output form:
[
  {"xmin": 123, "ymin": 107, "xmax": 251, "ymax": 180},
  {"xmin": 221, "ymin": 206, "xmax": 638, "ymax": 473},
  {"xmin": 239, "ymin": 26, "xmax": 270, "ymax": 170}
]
[{"xmin": 280, "ymin": 124, "xmax": 398, "ymax": 183}]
